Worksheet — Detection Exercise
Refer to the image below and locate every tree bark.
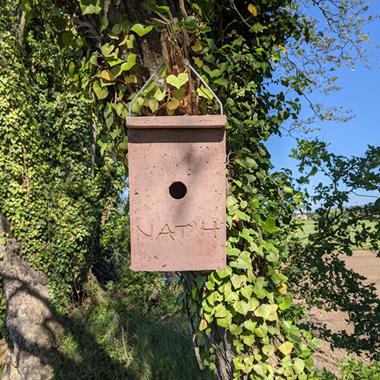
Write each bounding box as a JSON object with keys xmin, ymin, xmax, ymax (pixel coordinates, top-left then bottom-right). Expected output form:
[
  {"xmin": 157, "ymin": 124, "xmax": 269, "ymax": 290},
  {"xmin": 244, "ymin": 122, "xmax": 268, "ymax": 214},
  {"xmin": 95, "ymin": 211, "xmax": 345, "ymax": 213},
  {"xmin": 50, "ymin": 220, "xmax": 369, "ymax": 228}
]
[
  {"xmin": 0, "ymin": 216, "xmax": 62, "ymax": 380},
  {"xmin": 53, "ymin": 2, "xmax": 235, "ymax": 379}
]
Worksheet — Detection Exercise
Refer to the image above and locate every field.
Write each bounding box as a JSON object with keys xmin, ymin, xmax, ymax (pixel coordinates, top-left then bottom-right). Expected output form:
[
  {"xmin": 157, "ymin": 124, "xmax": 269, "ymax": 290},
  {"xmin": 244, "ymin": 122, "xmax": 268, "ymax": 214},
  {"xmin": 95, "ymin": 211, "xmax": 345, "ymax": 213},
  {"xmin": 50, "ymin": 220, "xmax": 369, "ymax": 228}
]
[
  {"xmin": 311, "ymin": 250, "xmax": 380, "ymax": 373},
  {"xmin": 298, "ymin": 219, "xmax": 377, "ymax": 250}
]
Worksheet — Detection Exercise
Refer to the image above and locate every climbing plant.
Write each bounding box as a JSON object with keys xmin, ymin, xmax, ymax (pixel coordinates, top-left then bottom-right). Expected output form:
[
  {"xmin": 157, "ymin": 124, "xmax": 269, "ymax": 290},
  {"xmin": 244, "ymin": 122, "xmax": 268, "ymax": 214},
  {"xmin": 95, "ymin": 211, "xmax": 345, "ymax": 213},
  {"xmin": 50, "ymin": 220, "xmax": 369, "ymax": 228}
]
[
  {"xmin": 0, "ymin": 1, "xmax": 125, "ymax": 310},
  {"xmin": 1, "ymin": 0, "xmax": 376, "ymax": 378},
  {"xmin": 289, "ymin": 140, "xmax": 380, "ymax": 360}
]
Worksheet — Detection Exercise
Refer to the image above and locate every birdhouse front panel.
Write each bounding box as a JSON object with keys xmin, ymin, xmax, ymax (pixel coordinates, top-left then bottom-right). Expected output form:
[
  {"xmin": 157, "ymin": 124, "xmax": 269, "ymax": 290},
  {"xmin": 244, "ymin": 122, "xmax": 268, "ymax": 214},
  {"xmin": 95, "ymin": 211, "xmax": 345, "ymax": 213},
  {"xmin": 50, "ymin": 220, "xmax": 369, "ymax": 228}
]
[{"xmin": 127, "ymin": 115, "xmax": 227, "ymax": 271}]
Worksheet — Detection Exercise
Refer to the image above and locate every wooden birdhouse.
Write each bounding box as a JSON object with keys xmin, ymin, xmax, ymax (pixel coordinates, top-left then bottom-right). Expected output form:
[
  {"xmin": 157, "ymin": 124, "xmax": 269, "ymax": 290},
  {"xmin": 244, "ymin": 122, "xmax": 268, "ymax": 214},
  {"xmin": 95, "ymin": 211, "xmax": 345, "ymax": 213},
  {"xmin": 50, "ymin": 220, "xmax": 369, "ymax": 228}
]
[{"xmin": 126, "ymin": 114, "xmax": 227, "ymax": 271}]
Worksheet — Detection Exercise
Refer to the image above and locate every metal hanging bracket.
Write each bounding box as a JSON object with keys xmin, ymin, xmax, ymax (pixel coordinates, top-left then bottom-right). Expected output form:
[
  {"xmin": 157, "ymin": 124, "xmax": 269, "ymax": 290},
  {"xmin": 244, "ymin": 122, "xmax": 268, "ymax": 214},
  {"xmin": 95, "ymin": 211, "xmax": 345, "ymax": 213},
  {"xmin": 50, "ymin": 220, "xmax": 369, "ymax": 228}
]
[{"xmin": 128, "ymin": 63, "xmax": 224, "ymax": 117}]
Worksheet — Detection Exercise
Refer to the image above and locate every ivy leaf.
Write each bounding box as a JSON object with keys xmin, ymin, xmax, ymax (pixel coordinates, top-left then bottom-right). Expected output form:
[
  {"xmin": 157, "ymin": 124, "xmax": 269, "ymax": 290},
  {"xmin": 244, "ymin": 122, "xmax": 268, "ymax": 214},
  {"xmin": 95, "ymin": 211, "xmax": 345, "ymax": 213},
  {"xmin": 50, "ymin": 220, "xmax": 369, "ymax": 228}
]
[
  {"xmin": 166, "ymin": 73, "xmax": 189, "ymax": 89},
  {"xmin": 216, "ymin": 315, "xmax": 232, "ymax": 328},
  {"xmin": 80, "ymin": 4, "xmax": 102, "ymax": 15},
  {"xmin": 99, "ymin": 16, "xmax": 108, "ymax": 32},
  {"xmin": 278, "ymin": 283, "xmax": 288, "ymax": 296},
  {"xmin": 229, "ymin": 324, "xmax": 243, "ymax": 336},
  {"xmin": 121, "ymin": 54, "xmax": 137, "ymax": 71},
  {"xmin": 147, "ymin": 98, "xmax": 158, "ymax": 113},
  {"xmin": 279, "ymin": 341, "xmax": 294, "ymax": 355},
  {"xmin": 293, "ymin": 358, "xmax": 305, "ymax": 374},
  {"xmin": 230, "ymin": 250, "xmax": 251, "ymax": 270},
  {"xmin": 124, "ymin": 75, "xmax": 137, "ymax": 84},
  {"xmin": 243, "ymin": 319, "xmax": 256, "ymax": 332},
  {"xmin": 130, "ymin": 23, "xmax": 154, "ymax": 37},
  {"xmin": 279, "ymin": 295, "xmax": 292, "ymax": 311},
  {"xmin": 197, "ymin": 86, "xmax": 213, "ymax": 100},
  {"xmin": 233, "ymin": 300, "xmax": 250, "ymax": 316},
  {"xmin": 254, "ymin": 304, "xmax": 278, "ymax": 321},
  {"xmin": 231, "ymin": 274, "xmax": 245, "ymax": 289},
  {"xmin": 214, "ymin": 304, "xmax": 229, "ymax": 318},
  {"xmin": 242, "ymin": 334, "xmax": 255, "ymax": 346},
  {"xmin": 199, "ymin": 319, "xmax": 207, "ymax": 331},
  {"xmin": 92, "ymin": 81, "xmax": 108, "ymax": 100},
  {"xmin": 100, "ymin": 70, "xmax": 115, "ymax": 82},
  {"xmin": 262, "ymin": 216, "xmax": 279, "ymax": 233},
  {"xmin": 101, "ymin": 43, "xmax": 115, "ymax": 57},
  {"xmin": 248, "ymin": 4, "xmax": 258, "ymax": 16},
  {"xmin": 216, "ymin": 266, "xmax": 232, "ymax": 279},
  {"xmin": 262, "ymin": 344, "xmax": 274, "ymax": 356},
  {"xmin": 240, "ymin": 285, "xmax": 253, "ymax": 299},
  {"xmin": 119, "ymin": 34, "xmax": 135, "ymax": 49},
  {"xmin": 253, "ymin": 277, "xmax": 268, "ymax": 299},
  {"xmin": 254, "ymin": 323, "xmax": 268, "ymax": 338},
  {"xmin": 153, "ymin": 87, "xmax": 166, "ymax": 101},
  {"xmin": 193, "ymin": 57, "xmax": 203, "ymax": 68},
  {"xmin": 166, "ymin": 98, "xmax": 180, "ymax": 111}
]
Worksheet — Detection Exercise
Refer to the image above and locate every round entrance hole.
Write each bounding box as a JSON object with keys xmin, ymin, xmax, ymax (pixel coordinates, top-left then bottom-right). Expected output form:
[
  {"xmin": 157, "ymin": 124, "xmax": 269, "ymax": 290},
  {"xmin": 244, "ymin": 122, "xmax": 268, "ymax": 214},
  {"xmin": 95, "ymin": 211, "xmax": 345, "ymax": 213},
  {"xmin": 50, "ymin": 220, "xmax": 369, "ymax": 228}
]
[{"xmin": 169, "ymin": 182, "xmax": 187, "ymax": 199}]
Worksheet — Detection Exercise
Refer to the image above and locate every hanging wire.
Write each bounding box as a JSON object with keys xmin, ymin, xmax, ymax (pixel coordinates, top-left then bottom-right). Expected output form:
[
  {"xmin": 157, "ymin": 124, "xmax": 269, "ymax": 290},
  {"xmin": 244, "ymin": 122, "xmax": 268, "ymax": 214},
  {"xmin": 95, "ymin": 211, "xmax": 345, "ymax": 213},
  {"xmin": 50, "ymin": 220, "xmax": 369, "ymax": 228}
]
[{"xmin": 128, "ymin": 63, "xmax": 224, "ymax": 116}]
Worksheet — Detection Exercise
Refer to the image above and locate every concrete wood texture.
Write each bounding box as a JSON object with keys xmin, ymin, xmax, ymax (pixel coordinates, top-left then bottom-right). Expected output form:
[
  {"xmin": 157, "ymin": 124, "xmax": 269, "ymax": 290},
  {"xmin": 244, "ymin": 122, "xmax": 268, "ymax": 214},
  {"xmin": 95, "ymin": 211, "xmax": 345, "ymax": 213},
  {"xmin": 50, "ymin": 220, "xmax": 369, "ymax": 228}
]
[
  {"xmin": 127, "ymin": 115, "xmax": 227, "ymax": 271},
  {"xmin": 126, "ymin": 115, "xmax": 227, "ymax": 129}
]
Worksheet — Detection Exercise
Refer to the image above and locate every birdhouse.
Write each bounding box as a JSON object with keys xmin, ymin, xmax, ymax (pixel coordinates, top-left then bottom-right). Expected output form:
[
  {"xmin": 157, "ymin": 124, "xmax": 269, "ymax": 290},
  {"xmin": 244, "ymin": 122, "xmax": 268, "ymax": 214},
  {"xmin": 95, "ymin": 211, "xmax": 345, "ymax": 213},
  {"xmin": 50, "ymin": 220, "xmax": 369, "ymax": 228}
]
[{"xmin": 126, "ymin": 114, "xmax": 227, "ymax": 271}]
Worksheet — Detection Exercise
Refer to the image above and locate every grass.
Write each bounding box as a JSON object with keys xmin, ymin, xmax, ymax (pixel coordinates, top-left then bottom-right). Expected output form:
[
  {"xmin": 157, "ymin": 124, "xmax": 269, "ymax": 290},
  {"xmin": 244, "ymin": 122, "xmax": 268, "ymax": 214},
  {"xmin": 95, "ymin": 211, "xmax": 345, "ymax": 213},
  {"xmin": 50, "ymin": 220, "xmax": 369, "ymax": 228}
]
[{"xmin": 54, "ymin": 290, "xmax": 216, "ymax": 380}]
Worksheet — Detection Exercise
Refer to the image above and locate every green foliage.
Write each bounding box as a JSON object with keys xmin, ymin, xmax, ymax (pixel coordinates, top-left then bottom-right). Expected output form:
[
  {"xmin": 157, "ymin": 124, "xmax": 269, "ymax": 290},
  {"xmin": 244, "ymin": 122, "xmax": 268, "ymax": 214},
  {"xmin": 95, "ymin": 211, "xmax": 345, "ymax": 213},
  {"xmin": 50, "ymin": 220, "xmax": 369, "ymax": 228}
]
[
  {"xmin": 290, "ymin": 140, "xmax": 380, "ymax": 360},
  {"xmin": 55, "ymin": 283, "xmax": 215, "ymax": 380},
  {"xmin": 0, "ymin": 2, "xmax": 124, "ymax": 309},
  {"xmin": 319, "ymin": 359, "xmax": 380, "ymax": 380},
  {"xmin": 51, "ymin": 0, "xmax": 375, "ymax": 378},
  {"xmin": 340, "ymin": 359, "xmax": 380, "ymax": 380},
  {"xmin": 2, "ymin": 0, "xmax": 377, "ymax": 379}
]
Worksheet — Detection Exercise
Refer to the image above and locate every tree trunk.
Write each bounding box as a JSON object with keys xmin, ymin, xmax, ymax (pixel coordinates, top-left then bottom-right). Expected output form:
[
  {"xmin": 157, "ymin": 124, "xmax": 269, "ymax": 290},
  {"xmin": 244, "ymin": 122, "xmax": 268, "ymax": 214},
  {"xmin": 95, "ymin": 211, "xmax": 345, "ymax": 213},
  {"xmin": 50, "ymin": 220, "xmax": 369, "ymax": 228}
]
[{"xmin": 0, "ymin": 216, "xmax": 62, "ymax": 380}]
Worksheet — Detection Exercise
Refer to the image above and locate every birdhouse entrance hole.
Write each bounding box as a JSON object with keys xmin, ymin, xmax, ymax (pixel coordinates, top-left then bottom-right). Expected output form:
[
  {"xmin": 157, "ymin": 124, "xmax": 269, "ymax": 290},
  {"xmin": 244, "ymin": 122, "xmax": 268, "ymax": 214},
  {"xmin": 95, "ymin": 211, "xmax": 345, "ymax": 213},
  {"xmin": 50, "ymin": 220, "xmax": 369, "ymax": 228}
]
[{"xmin": 169, "ymin": 181, "xmax": 187, "ymax": 199}]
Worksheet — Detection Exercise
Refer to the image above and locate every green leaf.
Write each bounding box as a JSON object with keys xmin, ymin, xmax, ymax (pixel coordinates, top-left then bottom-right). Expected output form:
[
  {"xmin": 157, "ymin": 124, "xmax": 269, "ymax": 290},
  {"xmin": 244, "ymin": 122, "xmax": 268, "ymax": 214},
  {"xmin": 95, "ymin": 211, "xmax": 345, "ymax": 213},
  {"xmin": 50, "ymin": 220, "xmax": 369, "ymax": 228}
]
[
  {"xmin": 216, "ymin": 266, "xmax": 232, "ymax": 279},
  {"xmin": 214, "ymin": 304, "xmax": 229, "ymax": 318},
  {"xmin": 99, "ymin": 16, "xmax": 109, "ymax": 32},
  {"xmin": 92, "ymin": 81, "xmax": 108, "ymax": 100},
  {"xmin": 242, "ymin": 334, "xmax": 255, "ymax": 346},
  {"xmin": 118, "ymin": 137, "xmax": 128, "ymax": 150},
  {"xmin": 254, "ymin": 323, "xmax": 268, "ymax": 338},
  {"xmin": 184, "ymin": 15, "xmax": 198, "ymax": 31},
  {"xmin": 262, "ymin": 344, "xmax": 274, "ymax": 356},
  {"xmin": 254, "ymin": 304, "xmax": 278, "ymax": 321},
  {"xmin": 166, "ymin": 73, "xmax": 189, "ymax": 89},
  {"xmin": 197, "ymin": 86, "xmax": 213, "ymax": 100},
  {"xmin": 81, "ymin": 4, "xmax": 102, "ymax": 15},
  {"xmin": 233, "ymin": 300, "xmax": 250, "ymax": 315},
  {"xmin": 279, "ymin": 295, "xmax": 292, "ymax": 311},
  {"xmin": 262, "ymin": 216, "xmax": 279, "ymax": 233},
  {"xmin": 148, "ymin": 98, "xmax": 158, "ymax": 113},
  {"xmin": 153, "ymin": 87, "xmax": 166, "ymax": 101},
  {"xmin": 101, "ymin": 43, "xmax": 115, "ymax": 57},
  {"xmin": 121, "ymin": 54, "xmax": 137, "ymax": 71},
  {"xmin": 230, "ymin": 250, "xmax": 251, "ymax": 270},
  {"xmin": 119, "ymin": 34, "xmax": 135, "ymax": 49},
  {"xmin": 240, "ymin": 285, "xmax": 253, "ymax": 300},
  {"xmin": 166, "ymin": 98, "xmax": 180, "ymax": 111},
  {"xmin": 216, "ymin": 315, "xmax": 232, "ymax": 328},
  {"xmin": 253, "ymin": 277, "xmax": 268, "ymax": 299},
  {"xmin": 231, "ymin": 274, "xmax": 245, "ymax": 290},
  {"xmin": 278, "ymin": 341, "xmax": 294, "ymax": 355},
  {"xmin": 100, "ymin": 70, "xmax": 115, "ymax": 81},
  {"xmin": 130, "ymin": 23, "xmax": 154, "ymax": 37},
  {"xmin": 229, "ymin": 323, "xmax": 243, "ymax": 336},
  {"xmin": 293, "ymin": 358, "xmax": 305, "ymax": 374}
]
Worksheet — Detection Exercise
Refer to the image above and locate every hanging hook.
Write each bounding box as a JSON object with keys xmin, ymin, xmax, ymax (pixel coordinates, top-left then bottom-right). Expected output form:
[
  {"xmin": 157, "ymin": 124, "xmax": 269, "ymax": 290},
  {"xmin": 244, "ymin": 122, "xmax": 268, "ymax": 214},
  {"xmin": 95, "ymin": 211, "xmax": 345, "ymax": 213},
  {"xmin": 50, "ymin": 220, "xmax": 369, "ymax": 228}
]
[{"xmin": 128, "ymin": 63, "xmax": 224, "ymax": 117}]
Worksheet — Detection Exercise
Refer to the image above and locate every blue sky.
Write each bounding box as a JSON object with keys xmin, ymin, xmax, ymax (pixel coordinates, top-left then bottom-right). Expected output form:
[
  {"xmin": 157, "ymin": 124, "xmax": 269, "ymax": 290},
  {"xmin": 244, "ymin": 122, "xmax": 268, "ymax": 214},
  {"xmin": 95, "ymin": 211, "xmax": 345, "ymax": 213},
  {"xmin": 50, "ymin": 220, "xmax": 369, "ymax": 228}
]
[{"xmin": 265, "ymin": 1, "xmax": 380, "ymax": 205}]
